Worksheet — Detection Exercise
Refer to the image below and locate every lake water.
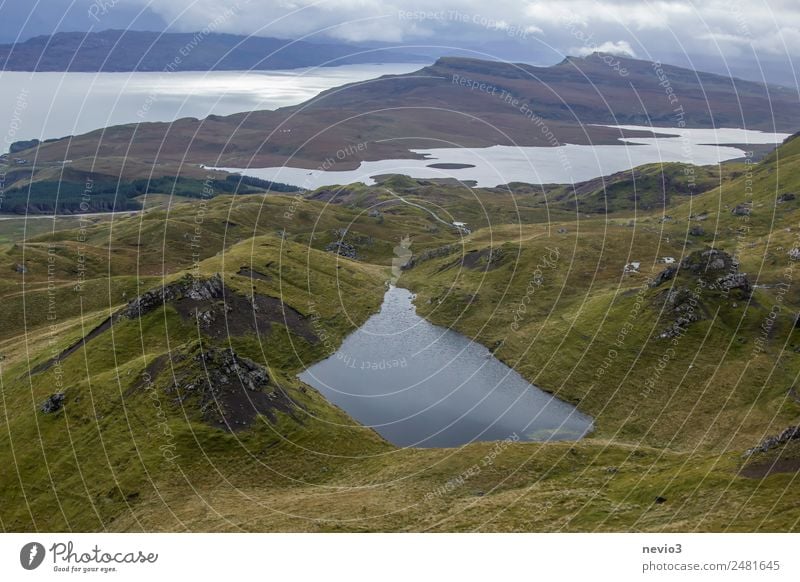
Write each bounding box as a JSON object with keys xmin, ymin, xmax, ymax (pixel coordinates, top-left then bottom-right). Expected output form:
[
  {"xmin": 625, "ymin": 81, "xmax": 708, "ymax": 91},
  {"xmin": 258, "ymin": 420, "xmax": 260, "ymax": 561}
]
[
  {"xmin": 298, "ymin": 286, "xmax": 593, "ymax": 448},
  {"xmin": 0, "ymin": 63, "xmax": 424, "ymax": 148},
  {"xmin": 216, "ymin": 126, "xmax": 790, "ymax": 188}
]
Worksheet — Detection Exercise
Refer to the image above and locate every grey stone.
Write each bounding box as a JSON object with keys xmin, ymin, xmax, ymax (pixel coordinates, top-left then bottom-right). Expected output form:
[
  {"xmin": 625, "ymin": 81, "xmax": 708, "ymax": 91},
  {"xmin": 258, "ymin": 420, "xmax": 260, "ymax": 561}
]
[
  {"xmin": 744, "ymin": 425, "xmax": 800, "ymax": 456},
  {"xmin": 41, "ymin": 393, "xmax": 65, "ymax": 414},
  {"xmin": 731, "ymin": 204, "xmax": 751, "ymax": 216}
]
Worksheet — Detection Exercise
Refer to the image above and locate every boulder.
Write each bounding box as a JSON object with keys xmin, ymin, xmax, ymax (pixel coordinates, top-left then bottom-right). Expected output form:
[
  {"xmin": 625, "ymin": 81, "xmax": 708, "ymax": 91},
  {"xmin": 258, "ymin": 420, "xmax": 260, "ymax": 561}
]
[
  {"xmin": 40, "ymin": 393, "xmax": 65, "ymax": 414},
  {"xmin": 716, "ymin": 272, "xmax": 751, "ymax": 295},
  {"xmin": 649, "ymin": 265, "xmax": 677, "ymax": 288},
  {"xmin": 731, "ymin": 204, "xmax": 751, "ymax": 216}
]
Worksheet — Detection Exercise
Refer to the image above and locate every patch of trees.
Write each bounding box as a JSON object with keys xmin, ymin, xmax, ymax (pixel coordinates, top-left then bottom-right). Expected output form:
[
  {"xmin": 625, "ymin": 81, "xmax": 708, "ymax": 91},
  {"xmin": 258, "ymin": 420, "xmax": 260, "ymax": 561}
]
[{"xmin": 1, "ymin": 174, "xmax": 301, "ymax": 214}]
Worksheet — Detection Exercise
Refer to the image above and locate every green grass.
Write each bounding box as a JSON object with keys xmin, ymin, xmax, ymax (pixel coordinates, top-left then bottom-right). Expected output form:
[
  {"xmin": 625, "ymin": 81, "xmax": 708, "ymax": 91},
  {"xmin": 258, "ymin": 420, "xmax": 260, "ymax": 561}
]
[{"xmin": 2, "ymin": 138, "xmax": 800, "ymax": 532}]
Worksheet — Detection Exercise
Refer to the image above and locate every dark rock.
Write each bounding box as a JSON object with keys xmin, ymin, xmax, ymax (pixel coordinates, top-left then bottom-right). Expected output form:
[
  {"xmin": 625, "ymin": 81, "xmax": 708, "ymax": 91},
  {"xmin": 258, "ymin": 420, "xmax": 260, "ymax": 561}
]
[
  {"xmin": 744, "ymin": 425, "xmax": 800, "ymax": 456},
  {"xmin": 680, "ymin": 248, "xmax": 737, "ymax": 276},
  {"xmin": 716, "ymin": 272, "xmax": 751, "ymax": 295},
  {"xmin": 121, "ymin": 274, "xmax": 224, "ymax": 319},
  {"xmin": 195, "ymin": 349, "xmax": 269, "ymax": 392},
  {"xmin": 402, "ymin": 244, "xmax": 457, "ymax": 271},
  {"xmin": 236, "ymin": 266, "xmax": 270, "ymax": 282},
  {"xmin": 325, "ymin": 241, "xmax": 357, "ymax": 259},
  {"xmin": 689, "ymin": 226, "xmax": 705, "ymax": 237},
  {"xmin": 731, "ymin": 204, "xmax": 751, "ymax": 216},
  {"xmin": 777, "ymin": 192, "xmax": 796, "ymax": 203},
  {"xmin": 669, "ymin": 249, "xmax": 751, "ymax": 295},
  {"xmin": 9, "ymin": 138, "xmax": 40, "ymax": 153},
  {"xmin": 41, "ymin": 393, "xmax": 65, "ymax": 414},
  {"xmin": 461, "ymin": 248, "xmax": 505, "ymax": 270},
  {"xmin": 649, "ymin": 265, "xmax": 677, "ymax": 288},
  {"xmin": 14, "ymin": 263, "xmax": 26, "ymax": 274},
  {"xmin": 658, "ymin": 286, "xmax": 702, "ymax": 339},
  {"xmin": 167, "ymin": 347, "xmax": 295, "ymax": 432},
  {"xmin": 654, "ymin": 496, "xmax": 667, "ymax": 504}
]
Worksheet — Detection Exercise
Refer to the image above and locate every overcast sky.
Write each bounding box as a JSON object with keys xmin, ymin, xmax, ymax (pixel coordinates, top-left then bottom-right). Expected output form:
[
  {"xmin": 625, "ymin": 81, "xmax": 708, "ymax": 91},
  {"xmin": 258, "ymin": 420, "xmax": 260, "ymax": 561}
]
[{"xmin": 2, "ymin": 0, "xmax": 797, "ymax": 85}]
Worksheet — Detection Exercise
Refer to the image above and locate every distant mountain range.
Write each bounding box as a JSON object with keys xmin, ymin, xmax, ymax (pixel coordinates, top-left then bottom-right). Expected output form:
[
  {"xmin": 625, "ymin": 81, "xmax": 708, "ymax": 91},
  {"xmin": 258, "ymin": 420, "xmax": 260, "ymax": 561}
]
[
  {"xmin": 17, "ymin": 53, "xmax": 799, "ymax": 171},
  {"xmin": 5, "ymin": 52, "xmax": 799, "ymax": 215},
  {"xmin": 0, "ymin": 29, "xmax": 428, "ymax": 72}
]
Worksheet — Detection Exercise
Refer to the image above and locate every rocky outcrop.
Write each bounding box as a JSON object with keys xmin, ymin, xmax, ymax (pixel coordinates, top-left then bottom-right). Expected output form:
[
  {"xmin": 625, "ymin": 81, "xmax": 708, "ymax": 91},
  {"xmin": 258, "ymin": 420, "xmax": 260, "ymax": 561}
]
[
  {"xmin": 461, "ymin": 248, "xmax": 506, "ymax": 271},
  {"xmin": 402, "ymin": 244, "xmax": 458, "ymax": 270},
  {"xmin": 166, "ymin": 347, "xmax": 298, "ymax": 432},
  {"xmin": 325, "ymin": 241, "xmax": 357, "ymax": 259},
  {"xmin": 744, "ymin": 425, "xmax": 800, "ymax": 456},
  {"xmin": 777, "ymin": 192, "xmax": 796, "ymax": 203},
  {"xmin": 40, "ymin": 393, "xmax": 65, "ymax": 414},
  {"xmin": 121, "ymin": 274, "xmax": 224, "ymax": 319},
  {"xmin": 681, "ymin": 248, "xmax": 736, "ymax": 274},
  {"xmin": 658, "ymin": 286, "xmax": 703, "ymax": 339},
  {"xmin": 30, "ymin": 273, "xmax": 317, "ymax": 377},
  {"xmin": 731, "ymin": 204, "xmax": 751, "ymax": 216},
  {"xmin": 650, "ymin": 249, "xmax": 744, "ymax": 288},
  {"xmin": 716, "ymin": 272, "xmax": 751, "ymax": 294},
  {"xmin": 194, "ymin": 349, "xmax": 270, "ymax": 393},
  {"xmin": 649, "ymin": 265, "xmax": 677, "ymax": 288},
  {"xmin": 654, "ymin": 249, "xmax": 751, "ymax": 338}
]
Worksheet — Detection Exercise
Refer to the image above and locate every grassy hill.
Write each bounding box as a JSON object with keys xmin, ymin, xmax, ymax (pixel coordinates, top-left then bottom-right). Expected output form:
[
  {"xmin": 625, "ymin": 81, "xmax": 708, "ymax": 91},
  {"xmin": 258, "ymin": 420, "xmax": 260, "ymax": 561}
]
[{"xmin": 1, "ymin": 135, "xmax": 800, "ymax": 531}]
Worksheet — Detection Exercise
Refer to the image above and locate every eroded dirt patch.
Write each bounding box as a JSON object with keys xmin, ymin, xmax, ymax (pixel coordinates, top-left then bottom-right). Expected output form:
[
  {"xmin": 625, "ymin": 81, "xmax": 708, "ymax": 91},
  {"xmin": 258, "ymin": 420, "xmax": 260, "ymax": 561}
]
[
  {"xmin": 173, "ymin": 290, "xmax": 317, "ymax": 343},
  {"xmin": 739, "ymin": 457, "xmax": 800, "ymax": 479},
  {"xmin": 435, "ymin": 247, "xmax": 505, "ymax": 273},
  {"xmin": 29, "ymin": 316, "xmax": 113, "ymax": 375},
  {"xmin": 740, "ymin": 430, "xmax": 800, "ymax": 478},
  {"xmin": 236, "ymin": 266, "xmax": 271, "ymax": 282},
  {"xmin": 167, "ymin": 347, "xmax": 300, "ymax": 432},
  {"xmin": 124, "ymin": 353, "xmax": 170, "ymax": 397}
]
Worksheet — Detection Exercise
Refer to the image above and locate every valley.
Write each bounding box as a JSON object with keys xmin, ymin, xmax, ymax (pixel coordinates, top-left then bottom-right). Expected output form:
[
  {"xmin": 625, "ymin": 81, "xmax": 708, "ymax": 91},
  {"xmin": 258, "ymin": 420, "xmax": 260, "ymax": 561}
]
[{"xmin": 2, "ymin": 127, "xmax": 800, "ymax": 531}]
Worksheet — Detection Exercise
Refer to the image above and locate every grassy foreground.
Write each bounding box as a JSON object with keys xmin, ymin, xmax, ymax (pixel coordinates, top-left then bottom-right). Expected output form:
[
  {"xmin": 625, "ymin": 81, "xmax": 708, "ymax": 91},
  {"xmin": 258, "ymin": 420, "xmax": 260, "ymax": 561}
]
[{"xmin": 1, "ymin": 137, "xmax": 800, "ymax": 532}]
